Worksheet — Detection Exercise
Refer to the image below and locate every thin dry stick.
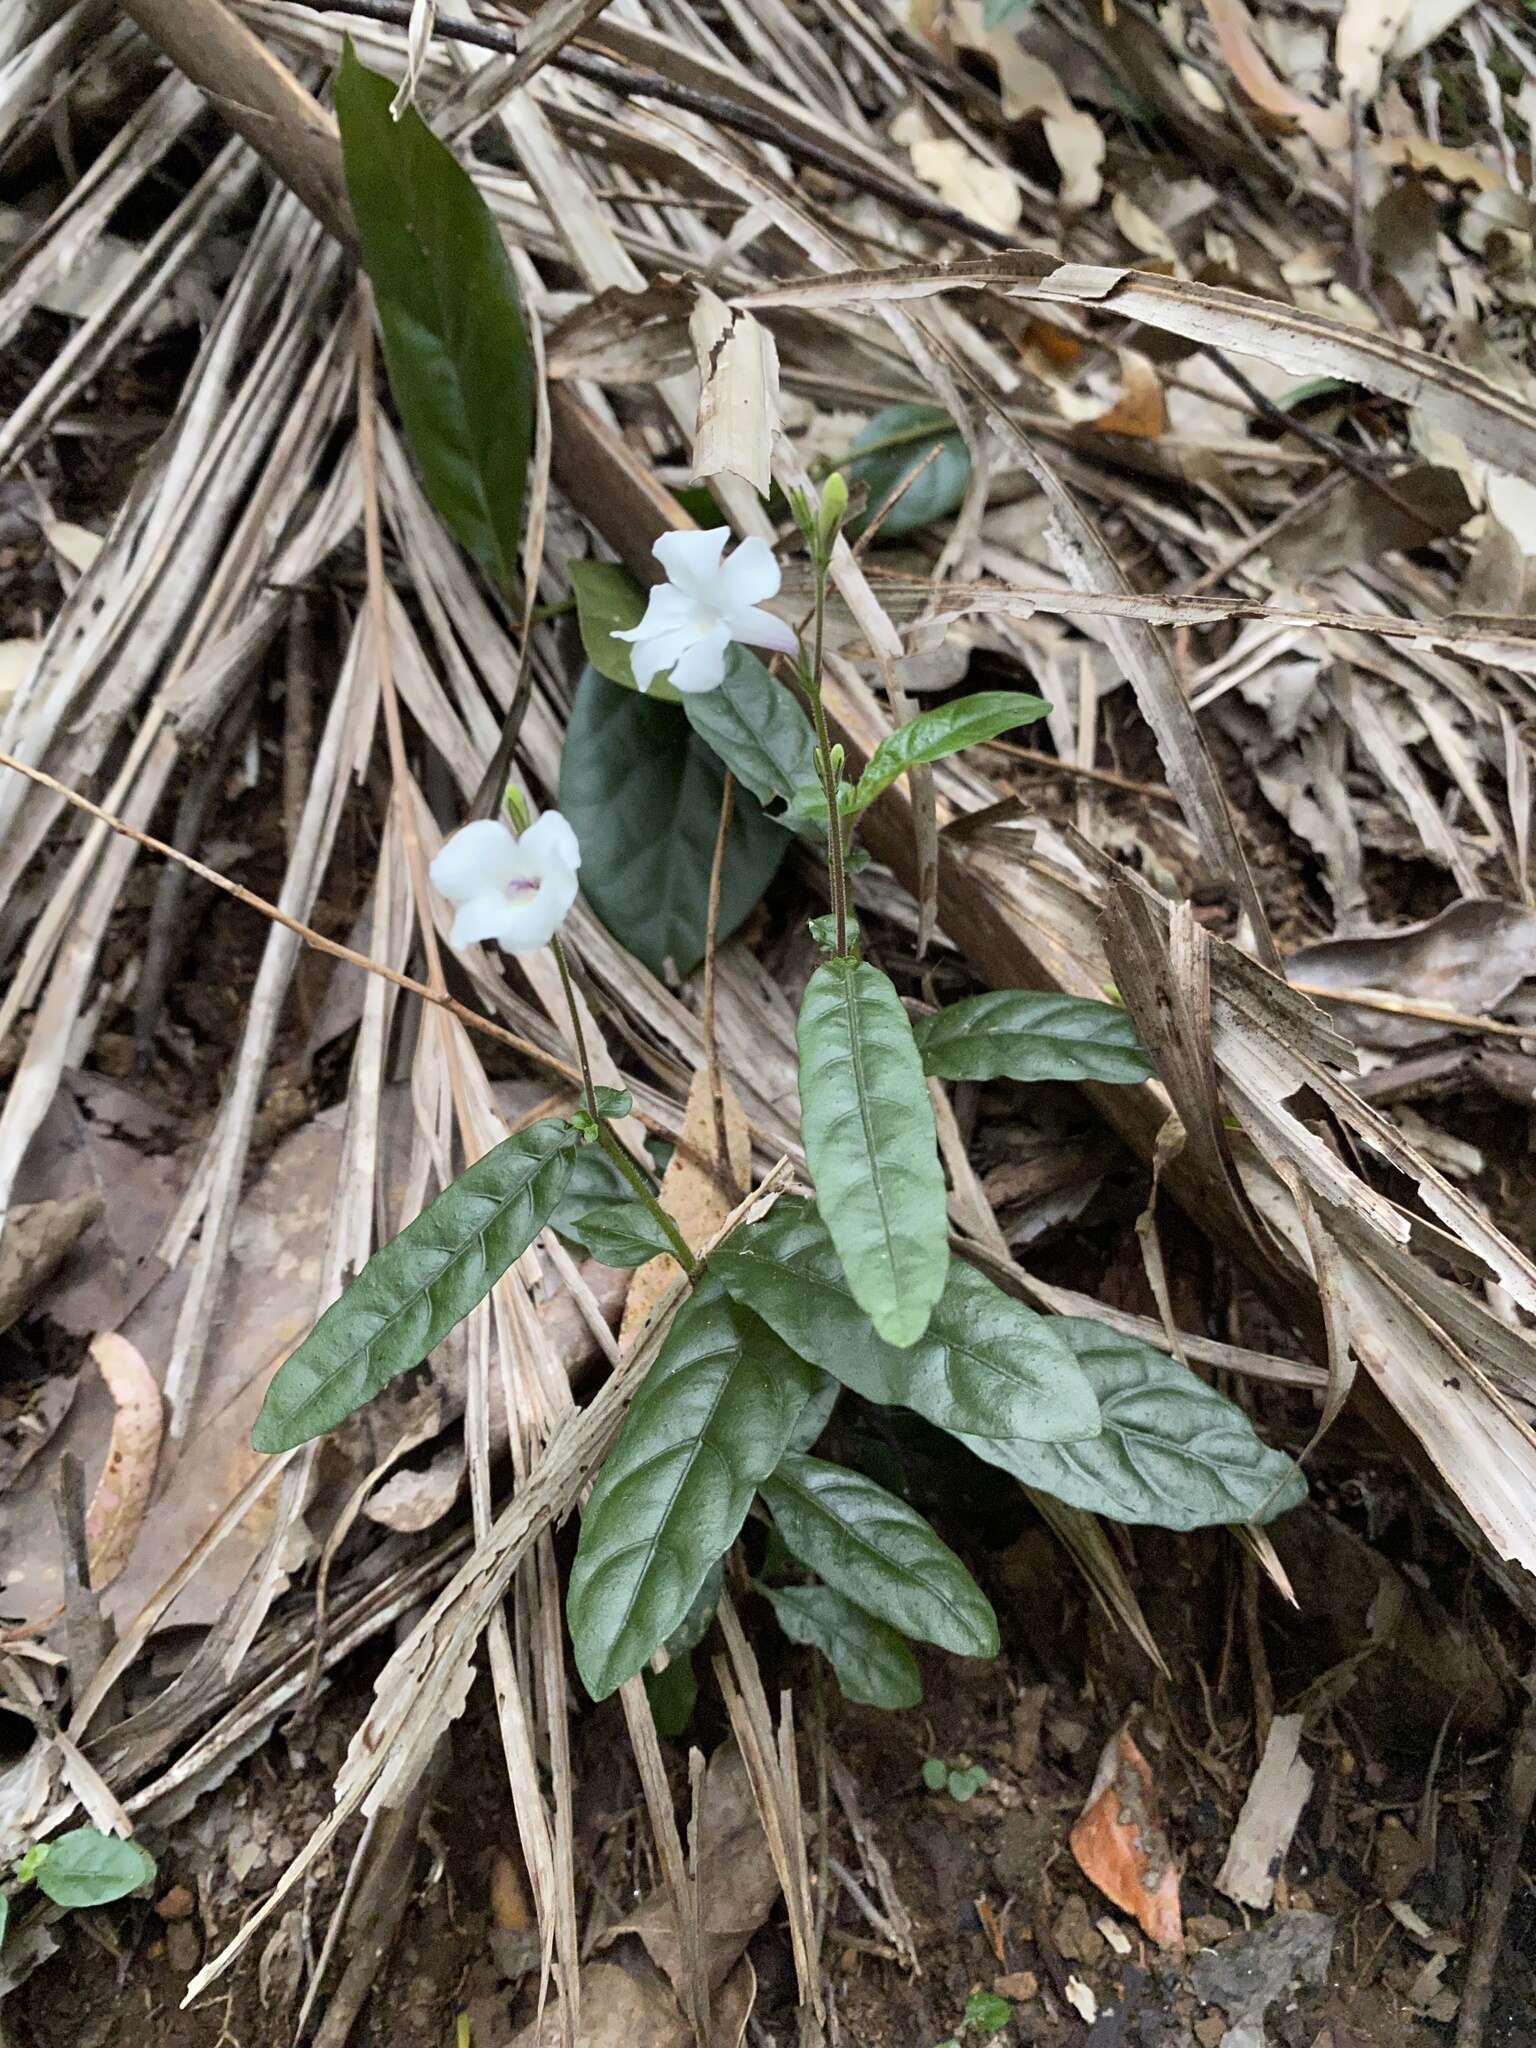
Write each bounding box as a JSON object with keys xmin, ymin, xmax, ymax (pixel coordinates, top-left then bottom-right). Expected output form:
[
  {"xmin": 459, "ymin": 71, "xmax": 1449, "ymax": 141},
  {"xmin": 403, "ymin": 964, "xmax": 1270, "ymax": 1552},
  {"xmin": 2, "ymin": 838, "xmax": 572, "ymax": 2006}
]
[
  {"xmin": 0, "ymin": 745, "xmax": 578, "ymax": 1085},
  {"xmin": 275, "ymin": 0, "xmax": 1024, "ymax": 253},
  {"xmin": 984, "ymin": 739, "xmax": 1179, "ymax": 803},
  {"xmin": 702, "ymin": 768, "xmax": 737, "ymax": 1194},
  {"xmin": 851, "ymin": 440, "xmax": 947, "ymax": 561}
]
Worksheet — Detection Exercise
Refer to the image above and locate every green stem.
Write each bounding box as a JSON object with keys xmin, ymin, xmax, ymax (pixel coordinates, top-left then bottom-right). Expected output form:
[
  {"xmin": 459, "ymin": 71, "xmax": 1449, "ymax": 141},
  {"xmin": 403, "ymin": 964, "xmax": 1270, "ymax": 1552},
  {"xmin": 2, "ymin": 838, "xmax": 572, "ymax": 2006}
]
[
  {"xmin": 596, "ymin": 1124, "xmax": 697, "ymax": 1275},
  {"xmin": 551, "ymin": 934, "xmax": 598, "ymax": 1122},
  {"xmin": 804, "ymin": 561, "xmax": 850, "ymax": 956},
  {"xmin": 552, "ymin": 934, "xmax": 697, "ymax": 1275}
]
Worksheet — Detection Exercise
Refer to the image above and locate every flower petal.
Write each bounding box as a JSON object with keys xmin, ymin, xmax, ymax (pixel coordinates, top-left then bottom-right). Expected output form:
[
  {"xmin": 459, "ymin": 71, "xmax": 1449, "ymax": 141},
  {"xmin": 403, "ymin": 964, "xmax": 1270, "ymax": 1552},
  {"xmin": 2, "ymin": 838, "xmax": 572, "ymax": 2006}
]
[
  {"xmin": 730, "ymin": 605, "xmax": 799, "ymax": 657},
  {"xmin": 496, "ymin": 863, "xmax": 580, "ymax": 953},
  {"xmin": 714, "ymin": 534, "xmax": 781, "ymax": 611},
  {"xmin": 450, "ymin": 890, "xmax": 521, "ymax": 949},
  {"xmin": 520, "ymin": 809, "xmax": 582, "ymax": 873},
  {"xmin": 430, "ymin": 818, "xmax": 519, "ymax": 903},
  {"xmin": 653, "ymin": 527, "xmax": 729, "ymax": 599},
  {"xmin": 628, "ymin": 621, "xmax": 698, "ymax": 691},
  {"xmin": 667, "ymin": 621, "xmax": 732, "ymax": 694},
  {"xmin": 613, "ymin": 582, "xmax": 697, "ymax": 643}
]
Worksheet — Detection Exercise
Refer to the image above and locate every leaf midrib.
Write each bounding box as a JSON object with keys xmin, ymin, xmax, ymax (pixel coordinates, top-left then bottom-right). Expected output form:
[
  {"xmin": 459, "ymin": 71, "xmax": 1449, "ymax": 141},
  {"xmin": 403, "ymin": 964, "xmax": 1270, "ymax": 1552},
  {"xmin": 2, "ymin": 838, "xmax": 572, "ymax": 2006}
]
[{"xmin": 280, "ymin": 1143, "xmax": 564, "ymax": 1436}]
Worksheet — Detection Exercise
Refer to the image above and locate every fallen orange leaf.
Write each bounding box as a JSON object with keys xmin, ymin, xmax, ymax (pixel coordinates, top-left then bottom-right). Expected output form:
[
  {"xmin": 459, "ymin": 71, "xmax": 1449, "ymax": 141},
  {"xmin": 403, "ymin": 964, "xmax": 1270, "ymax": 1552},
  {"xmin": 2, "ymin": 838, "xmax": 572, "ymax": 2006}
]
[{"xmin": 1069, "ymin": 1725, "xmax": 1183, "ymax": 1950}]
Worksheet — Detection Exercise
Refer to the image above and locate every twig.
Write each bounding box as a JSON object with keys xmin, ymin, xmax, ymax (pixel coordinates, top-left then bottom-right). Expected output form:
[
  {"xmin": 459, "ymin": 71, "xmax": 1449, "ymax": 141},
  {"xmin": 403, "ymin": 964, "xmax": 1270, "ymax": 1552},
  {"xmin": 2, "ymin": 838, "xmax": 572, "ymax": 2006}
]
[
  {"xmin": 0, "ymin": 744, "xmax": 579, "ymax": 1086},
  {"xmin": 273, "ymin": 0, "xmax": 1026, "ymax": 253},
  {"xmin": 1454, "ymin": 1674, "xmax": 1536, "ymax": 2048},
  {"xmin": 702, "ymin": 769, "xmax": 737, "ymax": 1195},
  {"xmin": 1288, "ymin": 978, "xmax": 1536, "ymax": 1043},
  {"xmin": 984, "ymin": 739, "xmax": 1178, "ymax": 803},
  {"xmin": 283, "ymin": 590, "xmax": 316, "ymax": 853}
]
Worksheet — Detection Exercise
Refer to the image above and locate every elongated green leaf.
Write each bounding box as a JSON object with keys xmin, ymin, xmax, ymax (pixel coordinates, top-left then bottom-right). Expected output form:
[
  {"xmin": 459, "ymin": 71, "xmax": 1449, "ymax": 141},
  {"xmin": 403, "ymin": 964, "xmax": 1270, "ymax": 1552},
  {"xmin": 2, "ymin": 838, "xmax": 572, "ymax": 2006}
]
[
  {"xmin": 569, "ymin": 560, "xmax": 680, "ymax": 702},
  {"xmin": 32, "ymin": 1829, "xmax": 155, "ymax": 1908},
  {"xmin": 915, "ymin": 990, "xmax": 1153, "ymax": 1087},
  {"xmin": 568, "ymin": 1280, "xmax": 821, "ymax": 1699},
  {"xmin": 682, "ymin": 646, "xmax": 818, "ymax": 810},
  {"xmin": 958, "ymin": 1320, "xmax": 1307, "ymax": 1529},
  {"xmin": 796, "ymin": 958, "xmax": 948, "ymax": 1347},
  {"xmin": 853, "ymin": 692, "xmax": 1050, "ymax": 809},
  {"xmin": 559, "ymin": 667, "xmax": 788, "ymax": 978},
  {"xmin": 252, "ymin": 1121, "xmax": 576, "ymax": 1452},
  {"xmin": 844, "ymin": 403, "xmax": 970, "ymax": 541},
  {"xmin": 567, "ymin": 1200, "xmax": 678, "ymax": 1268},
  {"xmin": 763, "ymin": 1583, "xmax": 921, "ymax": 1707},
  {"xmin": 762, "ymin": 1453, "xmax": 998, "ymax": 1657},
  {"xmin": 786, "ymin": 1371, "xmax": 840, "ymax": 1453},
  {"xmin": 712, "ymin": 1198, "xmax": 1098, "ymax": 1442},
  {"xmin": 336, "ymin": 44, "xmax": 532, "ymax": 589}
]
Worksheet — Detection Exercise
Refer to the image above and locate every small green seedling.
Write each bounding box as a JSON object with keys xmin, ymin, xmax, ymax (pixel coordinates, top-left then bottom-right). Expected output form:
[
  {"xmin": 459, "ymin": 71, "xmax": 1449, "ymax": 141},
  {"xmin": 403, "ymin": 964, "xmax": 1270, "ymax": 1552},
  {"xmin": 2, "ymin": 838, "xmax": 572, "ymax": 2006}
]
[
  {"xmin": 922, "ymin": 1757, "xmax": 988, "ymax": 1801},
  {"xmin": 2, "ymin": 1825, "xmax": 156, "ymax": 1950},
  {"xmin": 933, "ymin": 1990, "xmax": 1014, "ymax": 2045}
]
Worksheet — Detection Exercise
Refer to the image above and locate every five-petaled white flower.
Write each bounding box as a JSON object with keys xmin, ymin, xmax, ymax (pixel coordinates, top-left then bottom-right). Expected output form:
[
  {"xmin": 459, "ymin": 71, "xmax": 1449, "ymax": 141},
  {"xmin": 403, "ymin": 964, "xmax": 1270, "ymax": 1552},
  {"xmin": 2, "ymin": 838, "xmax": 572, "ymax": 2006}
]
[
  {"xmin": 614, "ymin": 528, "xmax": 797, "ymax": 695},
  {"xmin": 430, "ymin": 811, "xmax": 581, "ymax": 955}
]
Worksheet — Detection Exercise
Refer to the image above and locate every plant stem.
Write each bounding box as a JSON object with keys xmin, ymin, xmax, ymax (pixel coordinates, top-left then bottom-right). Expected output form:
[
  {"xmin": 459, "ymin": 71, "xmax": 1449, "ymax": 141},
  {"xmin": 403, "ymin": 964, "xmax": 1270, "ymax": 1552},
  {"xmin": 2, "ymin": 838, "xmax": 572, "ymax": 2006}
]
[
  {"xmin": 552, "ymin": 933, "xmax": 696, "ymax": 1274},
  {"xmin": 804, "ymin": 560, "xmax": 850, "ymax": 956},
  {"xmin": 596, "ymin": 1124, "xmax": 697, "ymax": 1275},
  {"xmin": 550, "ymin": 934, "xmax": 598, "ymax": 1122}
]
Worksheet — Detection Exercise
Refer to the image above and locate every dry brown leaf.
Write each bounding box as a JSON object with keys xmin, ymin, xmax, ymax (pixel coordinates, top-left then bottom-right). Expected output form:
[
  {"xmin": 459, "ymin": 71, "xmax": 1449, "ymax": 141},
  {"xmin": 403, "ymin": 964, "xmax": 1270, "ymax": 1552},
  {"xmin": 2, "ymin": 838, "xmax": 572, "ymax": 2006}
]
[
  {"xmin": 619, "ymin": 1066, "xmax": 749, "ymax": 1348},
  {"xmin": 83, "ymin": 1333, "xmax": 162, "ymax": 1591},
  {"xmin": 602, "ymin": 1747, "xmax": 779, "ymax": 1996},
  {"xmin": 1062, "ymin": 349, "xmax": 1167, "ymax": 438},
  {"xmin": 1200, "ymin": 0, "xmax": 1348, "ymax": 148},
  {"xmin": 690, "ymin": 286, "xmax": 780, "ymax": 497},
  {"xmin": 1336, "ymin": 0, "xmax": 1418, "ymax": 99},
  {"xmin": 1070, "ymin": 1726, "xmax": 1183, "ymax": 1950},
  {"xmin": 907, "ymin": 134, "xmax": 1022, "ymax": 235},
  {"xmin": 510, "ymin": 1955, "xmax": 755, "ymax": 2047},
  {"xmin": 1376, "ymin": 131, "xmax": 1507, "ymax": 191},
  {"xmin": 1286, "ymin": 899, "xmax": 1536, "ymax": 1048},
  {"xmin": 947, "ymin": 3, "xmax": 1104, "ymax": 208}
]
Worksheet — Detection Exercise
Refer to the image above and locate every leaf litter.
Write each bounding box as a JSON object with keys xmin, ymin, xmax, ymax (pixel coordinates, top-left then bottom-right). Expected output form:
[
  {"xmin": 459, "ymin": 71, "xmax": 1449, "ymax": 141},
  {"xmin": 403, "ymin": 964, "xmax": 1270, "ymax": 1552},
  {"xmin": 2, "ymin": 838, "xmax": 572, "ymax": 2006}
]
[{"xmin": 2, "ymin": 0, "xmax": 1536, "ymax": 2042}]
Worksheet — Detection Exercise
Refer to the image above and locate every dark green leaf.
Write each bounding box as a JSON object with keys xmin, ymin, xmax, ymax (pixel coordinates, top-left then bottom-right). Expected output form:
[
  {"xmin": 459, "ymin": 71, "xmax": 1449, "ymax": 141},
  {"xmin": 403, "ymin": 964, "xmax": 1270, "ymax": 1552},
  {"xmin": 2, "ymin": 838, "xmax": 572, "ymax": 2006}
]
[
  {"xmin": 965, "ymin": 1991, "xmax": 1013, "ymax": 2032},
  {"xmin": 567, "ymin": 1280, "xmax": 821, "ymax": 1699},
  {"xmin": 336, "ymin": 44, "xmax": 532, "ymax": 588},
  {"xmin": 853, "ymin": 692, "xmax": 1050, "ymax": 809},
  {"xmin": 763, "ymin": 1583, "xmax": 921, "ymax": 1708},
  {"xmin": 549, "ymin": 1148, "xmax": 633, "ymax": 1244},
  {"xmin": 843, "ymin": 404, "xmax": 970, "ymax": 541},
  {"xmin": 569, "ymin": 560, "xmax": 680, "ymax": 703},
  {"xmin": 559, "ymin": 667, "xmax": 788, "ymax": 978},
  {"xmin": 665, "ymin": 1557, "xmax": 725, "ymax": 1659},
  {"xmin": 922, "ymin": 1757, "xmax": 949, "ymax": 1791},
  {"xmin": 796, "ymin": 958, "xmax": 948, "ymax": 1347},
  {"xmin": 644, "ymin": 1654, "xmax": 697, "ymax": 1737},
  {"xmin": 762, "ymin": 1453, "xmax": 998, "ymax": 1657},
  {"xmin": 591, "ymin": 1086, "xmax": 633, "ymax": 1118},
  {"xmin": 32, "ymin": 1829, "xmax": 155, "ymax": 1909},
  {"xmin": 568, "ymin": 1200, "xmax": 678, "ymax": 1268},
  {"xmin": 682, "ymin": 645, "xmax": 817, "ymax": 809},
  {"xmin": 786, "ymin": 1372, "xmax": 840, "ymax": 1453},
  {"xmin": 958, "ymin": 1320, "xmax": 1307, "ymax": 1529},
  {"xmin": 252, "ymin": 1121, "xmax": 576, "ymax": 1452},
  {"xmin": 808, "ymin": 912, "xmax": 860, "ymax": 955},
  {"xmin": 713, "ymin": 1199, "xmax": 1098, "ymax": 1443},
  {"xmin": 915, "ymin": 990, "xmax": 1153, "ymax": 1087}
]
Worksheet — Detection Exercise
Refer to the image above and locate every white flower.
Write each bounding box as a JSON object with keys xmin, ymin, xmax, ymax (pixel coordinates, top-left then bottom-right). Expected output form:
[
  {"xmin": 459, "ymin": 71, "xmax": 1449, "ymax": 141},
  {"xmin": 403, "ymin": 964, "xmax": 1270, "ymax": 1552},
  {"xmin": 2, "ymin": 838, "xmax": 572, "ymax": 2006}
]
[
  {"xmin": 614, "ymin": 528, "xmax": 798, "ymax": 695},
  {"xmin": 429, "ymin": 811, "xmax": 581, "ymax": 954}
]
